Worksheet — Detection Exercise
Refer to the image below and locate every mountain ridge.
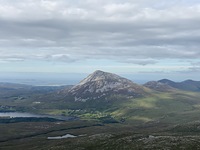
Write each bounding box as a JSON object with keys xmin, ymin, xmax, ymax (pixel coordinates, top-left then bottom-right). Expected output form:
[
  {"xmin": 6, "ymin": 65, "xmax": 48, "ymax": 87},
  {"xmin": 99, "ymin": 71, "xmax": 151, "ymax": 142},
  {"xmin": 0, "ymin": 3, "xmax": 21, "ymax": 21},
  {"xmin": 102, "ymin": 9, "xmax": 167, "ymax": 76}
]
[
  {"xmin": 67, "ymin": 70, "xmax": 148, "ymax": 102},
  {"xmin": 143, "ymin": 81, "xmax": 175, "ymax": 92},
  {"xmin": 158, "ymin": 79, "xmax": 200, "ymax": 92}
]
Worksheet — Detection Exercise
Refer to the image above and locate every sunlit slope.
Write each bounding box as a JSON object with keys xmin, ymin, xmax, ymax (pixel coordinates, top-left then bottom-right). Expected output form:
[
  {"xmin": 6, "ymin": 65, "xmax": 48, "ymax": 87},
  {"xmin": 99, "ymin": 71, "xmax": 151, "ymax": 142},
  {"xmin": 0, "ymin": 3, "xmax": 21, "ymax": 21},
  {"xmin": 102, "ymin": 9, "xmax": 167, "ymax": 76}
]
[
  {"xmin": 35, "ymin": 88, "xmax": 200, "ymax": 125},
  {"xmin": 109, "ymin": 90, "xmax": 200, "ymax": 124}
]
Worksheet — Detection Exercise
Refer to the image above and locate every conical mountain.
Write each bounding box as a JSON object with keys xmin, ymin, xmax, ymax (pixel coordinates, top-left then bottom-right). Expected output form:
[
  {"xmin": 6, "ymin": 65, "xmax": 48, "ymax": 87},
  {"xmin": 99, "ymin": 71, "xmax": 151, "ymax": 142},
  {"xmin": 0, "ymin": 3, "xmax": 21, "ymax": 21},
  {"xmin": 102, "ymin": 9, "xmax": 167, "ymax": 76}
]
[{"xmin": 68, "ymin": 70, "xmax": 147, "ymax": 102}]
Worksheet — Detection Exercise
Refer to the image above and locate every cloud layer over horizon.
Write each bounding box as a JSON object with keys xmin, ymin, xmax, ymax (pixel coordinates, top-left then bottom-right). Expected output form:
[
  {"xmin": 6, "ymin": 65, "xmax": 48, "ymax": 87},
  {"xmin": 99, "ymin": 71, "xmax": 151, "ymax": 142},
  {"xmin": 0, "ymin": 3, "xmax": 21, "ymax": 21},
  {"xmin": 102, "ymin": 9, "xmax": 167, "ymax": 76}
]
[{"xmin": 0, "ymin": 0, "xmax": 200, "ymax": 74}]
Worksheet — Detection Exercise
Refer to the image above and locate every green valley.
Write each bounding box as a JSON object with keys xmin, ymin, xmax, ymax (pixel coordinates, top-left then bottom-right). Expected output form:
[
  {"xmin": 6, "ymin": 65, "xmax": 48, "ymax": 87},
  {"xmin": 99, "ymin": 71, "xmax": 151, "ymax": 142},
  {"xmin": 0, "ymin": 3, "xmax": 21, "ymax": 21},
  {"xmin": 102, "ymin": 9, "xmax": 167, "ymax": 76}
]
[{"xmin": 1, "ymin": 71, "xmax": 200, "ymax": 149}]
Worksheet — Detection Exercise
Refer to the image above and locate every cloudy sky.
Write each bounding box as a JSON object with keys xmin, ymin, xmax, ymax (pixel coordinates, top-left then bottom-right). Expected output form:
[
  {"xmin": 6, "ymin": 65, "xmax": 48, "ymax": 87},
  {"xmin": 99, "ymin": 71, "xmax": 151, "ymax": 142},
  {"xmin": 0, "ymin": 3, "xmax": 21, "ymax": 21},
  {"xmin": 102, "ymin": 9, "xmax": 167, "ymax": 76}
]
[{"xmin": 0, "ymin": 0, "xmax": 200, "ymax": 82}]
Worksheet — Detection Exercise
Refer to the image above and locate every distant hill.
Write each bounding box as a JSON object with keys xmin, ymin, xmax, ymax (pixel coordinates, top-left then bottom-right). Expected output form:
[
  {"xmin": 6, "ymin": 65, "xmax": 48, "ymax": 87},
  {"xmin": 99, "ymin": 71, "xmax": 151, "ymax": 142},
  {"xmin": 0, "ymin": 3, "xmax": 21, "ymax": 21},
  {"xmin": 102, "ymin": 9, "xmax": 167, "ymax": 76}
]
[
  {"xmin": 143, "ymin": 81, "xmax": 175, "ymax": 92},
  {"xmin": 0, "ymin": 82, "xmax": 71, "ymax": 97},
  {"xmin": 0, "ymin": 82, "xmax": 31, "ymax": 90},
  {"xmin": 158, "ymin": 79, "xmax": 200, "ymax": 92}
]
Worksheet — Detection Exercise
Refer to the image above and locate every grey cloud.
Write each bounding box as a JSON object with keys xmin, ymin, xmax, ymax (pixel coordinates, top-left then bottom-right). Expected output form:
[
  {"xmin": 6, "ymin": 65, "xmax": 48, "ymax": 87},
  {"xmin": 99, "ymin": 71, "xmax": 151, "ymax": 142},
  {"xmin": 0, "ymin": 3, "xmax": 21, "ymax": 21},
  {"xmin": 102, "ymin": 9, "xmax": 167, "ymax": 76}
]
[
  {"xmin": 0, "ymin": 0, "xmax": 200, "ymax": 64},
  {"xmin": 44, "ymin": 54, "xmax": 78, "ymax": 63},
  {"xmin": 0, "ymin": 54, "xmax": 26, "ymax": 62},
  {"xmin": 177, "ymin": 66, "xmax": 200, "ymax": 74},
  {"xmin": 118, "ymin": 59, "xmax": 157, "ymax": 66},
  {"xmin": 189, "ymin": 67, "xmax": 200, "ymax": 72}
]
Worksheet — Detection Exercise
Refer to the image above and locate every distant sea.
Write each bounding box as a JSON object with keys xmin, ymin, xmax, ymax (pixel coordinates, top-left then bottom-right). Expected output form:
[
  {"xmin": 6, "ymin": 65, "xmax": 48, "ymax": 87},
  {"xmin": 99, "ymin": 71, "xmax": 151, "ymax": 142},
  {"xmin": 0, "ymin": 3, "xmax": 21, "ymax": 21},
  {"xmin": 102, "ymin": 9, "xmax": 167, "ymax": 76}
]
[
  {"xmin": 0, "ymin": 72, "xmax": 87, "ymax": 86},
  {"xmin": 0, "ymin": 72, "xmax": 173, "ymax": 86}
]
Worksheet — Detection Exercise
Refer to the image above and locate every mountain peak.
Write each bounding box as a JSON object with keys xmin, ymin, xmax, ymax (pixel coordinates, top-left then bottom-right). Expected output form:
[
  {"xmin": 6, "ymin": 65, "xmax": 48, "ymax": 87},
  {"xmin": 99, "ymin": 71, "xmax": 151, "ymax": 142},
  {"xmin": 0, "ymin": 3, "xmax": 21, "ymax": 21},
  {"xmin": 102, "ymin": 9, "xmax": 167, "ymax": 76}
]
[
  {"xmin": 68, "ymin": 70, "xmax": 146, "ymax": 102},
  {"xmin": 85, "ymin": 70, "xmax": 113, "ymax": 80},
  {"xmin": 91, "ymin": 70, "xmax": 112, "ymax": 78},
  {"xmin": 78, "ymin": 70, "xmax": 133, "ymax": 86},
  {"xmin": 158, "ymin": 79, "xmax": 175, "ymax": 84},
  {"xmin": 93, "ymin": 70, "xmax": 105, "ymax": 74}
]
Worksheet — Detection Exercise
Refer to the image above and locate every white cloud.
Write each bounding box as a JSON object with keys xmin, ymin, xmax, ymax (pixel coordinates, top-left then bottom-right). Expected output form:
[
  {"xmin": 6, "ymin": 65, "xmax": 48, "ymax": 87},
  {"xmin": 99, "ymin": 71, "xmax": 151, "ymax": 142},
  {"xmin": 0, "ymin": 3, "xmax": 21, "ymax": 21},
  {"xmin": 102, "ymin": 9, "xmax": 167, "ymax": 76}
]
[{"xmin": 0, "ymin": 0, "xmax": 200, "ymax": 66}]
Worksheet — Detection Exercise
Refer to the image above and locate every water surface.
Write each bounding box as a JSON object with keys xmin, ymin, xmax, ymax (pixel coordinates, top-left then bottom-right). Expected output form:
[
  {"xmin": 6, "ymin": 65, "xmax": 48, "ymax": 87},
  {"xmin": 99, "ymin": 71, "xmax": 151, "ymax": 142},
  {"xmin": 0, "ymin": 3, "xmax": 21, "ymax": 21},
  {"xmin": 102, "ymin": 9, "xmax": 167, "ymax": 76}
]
[
  {"xmin": 47, "ymin": 134, "xmax": 77, "ymax": 140},
  {"xmin": 0, "ymin": 112, "xmax": 45, "ymax": 118},
  {"xmin": 0, "ymin": 112, "xmax": 77, "ymax": 121}
]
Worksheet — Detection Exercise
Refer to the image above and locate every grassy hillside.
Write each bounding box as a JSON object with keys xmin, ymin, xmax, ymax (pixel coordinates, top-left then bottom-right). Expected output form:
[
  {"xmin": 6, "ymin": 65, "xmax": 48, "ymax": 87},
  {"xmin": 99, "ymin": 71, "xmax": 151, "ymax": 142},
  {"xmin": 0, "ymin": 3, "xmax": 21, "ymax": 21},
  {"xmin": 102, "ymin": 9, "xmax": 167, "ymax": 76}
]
[
  {"xmin": 1, "ymin": 84, "xmax": 200, "ymax": 149},
  {"xmin": 1, "ymin": 82, "xmax": 200, "ymax": 126},
  {"xmin": 110, "ymin": 91, "xmax": 200, "ymax": 124}
]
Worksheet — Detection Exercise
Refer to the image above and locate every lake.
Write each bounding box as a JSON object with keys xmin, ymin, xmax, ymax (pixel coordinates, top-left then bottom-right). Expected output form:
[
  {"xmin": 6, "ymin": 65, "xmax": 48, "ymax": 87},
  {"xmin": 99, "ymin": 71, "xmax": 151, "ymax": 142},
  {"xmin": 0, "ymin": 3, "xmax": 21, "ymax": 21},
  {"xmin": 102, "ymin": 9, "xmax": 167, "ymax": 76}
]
[
  {"xmin": 47, "ymin": 134, "xmax": 86, "ymax": 140},
  {"xmin": 47, "ymin": 134, "xmax": 77, "ymax": 140},
  {"xmin": 0, "ymin": 112, "xmax": 46, "ymax": 118},
  {"xmin": 0, "ymin": 112, "xmax": 77, "ymax": 121}
]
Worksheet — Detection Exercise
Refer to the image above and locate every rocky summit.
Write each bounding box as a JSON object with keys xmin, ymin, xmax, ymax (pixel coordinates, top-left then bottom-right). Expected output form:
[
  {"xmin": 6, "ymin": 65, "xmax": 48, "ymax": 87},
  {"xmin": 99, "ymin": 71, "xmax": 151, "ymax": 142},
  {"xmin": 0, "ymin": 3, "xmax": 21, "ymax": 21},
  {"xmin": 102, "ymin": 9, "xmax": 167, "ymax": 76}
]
[{"xmin": 68, "ymin": 70, "xmax": 147, "ymax": 102}]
